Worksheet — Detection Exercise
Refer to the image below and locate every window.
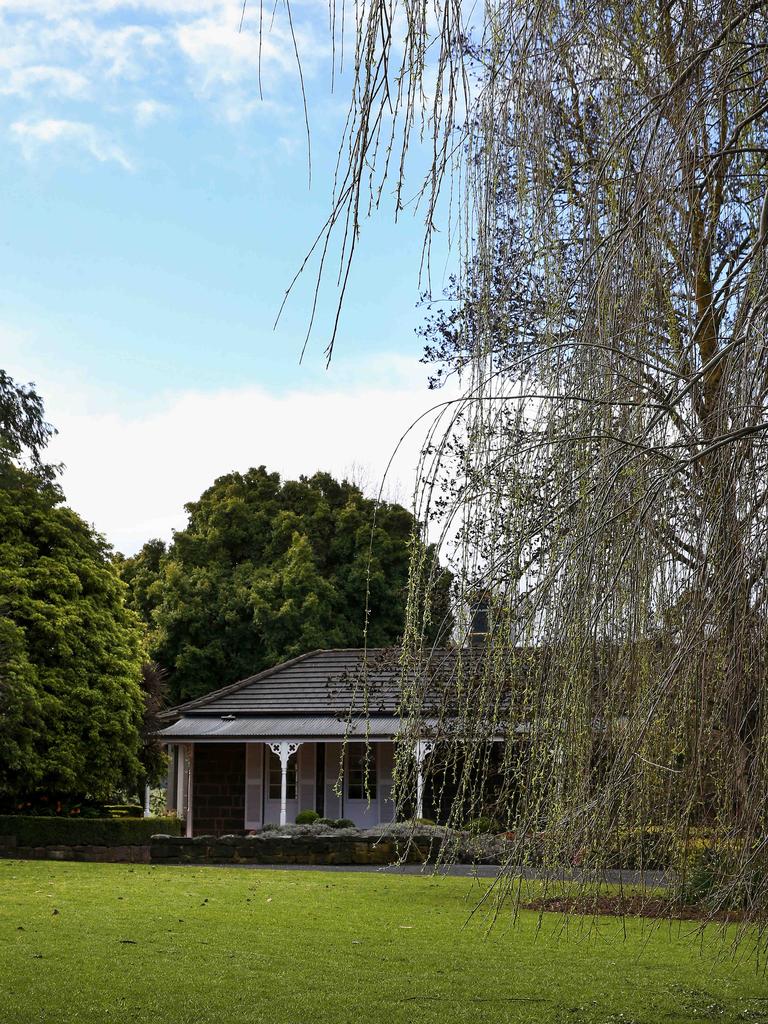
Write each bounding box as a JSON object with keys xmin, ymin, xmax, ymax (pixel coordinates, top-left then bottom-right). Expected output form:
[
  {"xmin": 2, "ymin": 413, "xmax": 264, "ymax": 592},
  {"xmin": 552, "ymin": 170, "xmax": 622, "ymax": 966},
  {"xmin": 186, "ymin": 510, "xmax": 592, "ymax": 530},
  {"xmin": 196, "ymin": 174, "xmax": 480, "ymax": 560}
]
[
  {"xmin": 268, "ymin": 750, "xmax": 296, "ymax": 800},
  {"xmin": 346, "ymin": 743, "xmax": 377, "ymax": 800}
]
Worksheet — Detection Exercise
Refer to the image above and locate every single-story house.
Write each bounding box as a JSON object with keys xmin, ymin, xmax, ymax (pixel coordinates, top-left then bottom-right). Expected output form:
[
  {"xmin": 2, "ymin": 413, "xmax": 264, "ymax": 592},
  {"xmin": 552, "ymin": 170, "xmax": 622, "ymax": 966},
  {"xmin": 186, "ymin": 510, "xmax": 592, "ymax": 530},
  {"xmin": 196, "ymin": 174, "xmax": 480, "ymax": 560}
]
[{"xmin": 157, "ymin": 648, "xmax": 460, "ymax": 836}]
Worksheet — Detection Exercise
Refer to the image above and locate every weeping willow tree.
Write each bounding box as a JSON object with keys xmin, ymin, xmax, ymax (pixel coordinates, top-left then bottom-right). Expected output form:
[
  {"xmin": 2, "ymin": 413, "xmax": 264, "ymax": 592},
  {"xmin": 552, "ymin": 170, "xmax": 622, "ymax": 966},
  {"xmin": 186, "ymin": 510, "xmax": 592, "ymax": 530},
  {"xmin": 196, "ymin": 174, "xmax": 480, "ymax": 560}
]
[
  {"xmin": 258, "ymin": 0, "xmax": 768, "ymax": 932},
  {"xmin": 374, "ymin": 0, "xmax": 768, "ymax": 935}
]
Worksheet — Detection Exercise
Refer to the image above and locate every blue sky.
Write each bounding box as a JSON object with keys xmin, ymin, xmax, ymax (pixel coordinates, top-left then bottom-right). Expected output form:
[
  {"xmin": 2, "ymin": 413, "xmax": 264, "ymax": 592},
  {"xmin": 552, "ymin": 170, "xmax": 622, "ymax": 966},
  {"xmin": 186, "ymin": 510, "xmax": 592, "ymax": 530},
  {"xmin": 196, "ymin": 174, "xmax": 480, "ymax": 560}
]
[{"xmin": 0, "ymin": 0, "xmax": 458, "ymax": 551}]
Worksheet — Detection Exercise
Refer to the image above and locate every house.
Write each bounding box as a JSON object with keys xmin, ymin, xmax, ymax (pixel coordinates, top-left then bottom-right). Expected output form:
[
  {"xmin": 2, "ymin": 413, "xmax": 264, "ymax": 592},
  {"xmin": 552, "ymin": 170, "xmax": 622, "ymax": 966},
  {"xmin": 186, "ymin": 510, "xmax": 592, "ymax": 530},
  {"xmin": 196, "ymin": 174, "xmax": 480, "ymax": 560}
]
[{"xmin": 157, "ymin": 648, "xmax": 454, "ymax": 836}]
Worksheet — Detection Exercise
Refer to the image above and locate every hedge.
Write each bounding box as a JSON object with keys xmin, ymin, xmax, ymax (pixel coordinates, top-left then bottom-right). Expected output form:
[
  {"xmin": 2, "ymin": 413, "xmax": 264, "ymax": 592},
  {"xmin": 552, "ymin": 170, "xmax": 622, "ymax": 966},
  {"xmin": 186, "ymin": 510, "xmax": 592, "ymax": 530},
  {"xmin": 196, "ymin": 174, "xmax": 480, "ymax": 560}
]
[{"xmin": 0, "ymin": 815, "xmax": 182, "ymax": 848}]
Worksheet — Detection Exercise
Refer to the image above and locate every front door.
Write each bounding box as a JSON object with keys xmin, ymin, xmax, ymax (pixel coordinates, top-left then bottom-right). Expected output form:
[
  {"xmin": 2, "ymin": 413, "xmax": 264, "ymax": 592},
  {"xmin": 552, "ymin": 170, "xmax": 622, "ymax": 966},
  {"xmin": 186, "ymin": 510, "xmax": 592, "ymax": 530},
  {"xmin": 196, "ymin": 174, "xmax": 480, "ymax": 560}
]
[{"xmin": 343, "ymin": 742, "xmax": 380, "ymax": 828}]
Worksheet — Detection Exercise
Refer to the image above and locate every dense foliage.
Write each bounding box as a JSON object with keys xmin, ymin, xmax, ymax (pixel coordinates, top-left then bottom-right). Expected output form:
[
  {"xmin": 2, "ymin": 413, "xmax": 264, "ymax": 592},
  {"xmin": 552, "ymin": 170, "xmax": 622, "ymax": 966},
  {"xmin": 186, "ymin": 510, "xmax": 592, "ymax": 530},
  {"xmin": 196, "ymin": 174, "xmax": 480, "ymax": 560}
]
[
  {"xmin": 0, "ymin": 466, "xmax": 147, "ymax": 802},
  {"xmin": 0, "ymin": 369, "xmax": 57, "ymax": 483},
  {"xmin": 0, "ymin": 370, "xmax": 150, "ymax": 804},
  {"xmin": 119, "ymin": 467, "xmax": 449, "ymax": 704}
]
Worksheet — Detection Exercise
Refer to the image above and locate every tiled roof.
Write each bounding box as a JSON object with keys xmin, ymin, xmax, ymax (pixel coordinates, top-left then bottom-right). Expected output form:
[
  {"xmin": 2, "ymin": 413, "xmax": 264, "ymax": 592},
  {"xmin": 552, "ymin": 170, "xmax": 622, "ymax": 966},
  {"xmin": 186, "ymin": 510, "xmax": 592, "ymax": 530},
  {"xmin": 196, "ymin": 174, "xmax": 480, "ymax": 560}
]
[
  {"xmin": 160, "ymin": 648, "xmax": 410, "ymax": 720},
  {"xmin": 155, "ymin": 646, "xmax": 520, "ymax": 741}
]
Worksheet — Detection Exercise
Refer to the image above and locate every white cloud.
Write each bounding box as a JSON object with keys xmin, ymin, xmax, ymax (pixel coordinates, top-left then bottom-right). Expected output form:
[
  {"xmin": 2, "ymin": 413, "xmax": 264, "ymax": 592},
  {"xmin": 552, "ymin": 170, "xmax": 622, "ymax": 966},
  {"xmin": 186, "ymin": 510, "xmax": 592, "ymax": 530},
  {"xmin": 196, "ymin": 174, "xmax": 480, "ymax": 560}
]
[
  {"xmin": 10, "ymin": 118, "xmax": 133, "ymax": 170},
  {"xmin": 176, "ymin": 7, "xmax": 331, "ymax": 121},
  {"xmin": 41, "ymin": 356, "xmax": 458, "ymax": 554},
  {"xmin": 134, "ymin": 97, "xmax": 171, "ymax": 124},
  {"xmin": 0, "ymin": 0, "xmax": 334, "ymax": 136},
  {"xmin": 0, "ymin": 64, "xmax": 89, "ymax": 98}
]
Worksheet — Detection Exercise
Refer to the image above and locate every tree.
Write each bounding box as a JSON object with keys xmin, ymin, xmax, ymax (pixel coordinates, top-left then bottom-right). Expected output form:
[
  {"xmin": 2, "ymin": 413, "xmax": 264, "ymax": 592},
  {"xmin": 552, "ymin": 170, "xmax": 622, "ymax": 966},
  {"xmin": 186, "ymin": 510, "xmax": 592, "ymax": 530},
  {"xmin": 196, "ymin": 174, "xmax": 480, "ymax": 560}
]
[
  {"xmin": 0, "ymin": 370, "xmax": 150, "ymax": 804},
  {"xmin": 0, "ymin": 465, "xmax": 146, "ymax": 803},
  {"xmin": 0, "ymin": 370, "xmax": 59, "ymax": 486},
  {"xmin": 138, "ymin": 662, "xmax": 170, "ymax": 790},
  {"xmin": 120, "ymin": 467, "xmax": 449, "ymax": 703},
  {"xmin": 260, "ymin": 0, "xmax": 768, "ymax": 932}
]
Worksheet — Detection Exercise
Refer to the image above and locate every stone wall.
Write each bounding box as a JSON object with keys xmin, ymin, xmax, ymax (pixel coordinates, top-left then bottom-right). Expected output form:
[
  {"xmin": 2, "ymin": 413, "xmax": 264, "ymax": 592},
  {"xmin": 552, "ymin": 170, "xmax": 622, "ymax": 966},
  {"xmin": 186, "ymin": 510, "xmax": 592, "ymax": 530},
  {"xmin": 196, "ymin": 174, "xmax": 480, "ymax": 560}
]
[
  {"xmin": 151, "ymin": 830, "xmax": 459, "ymax": 866},
  {"xmin": 0, "ymin": 839, "xmax": 150, "ymax": 863},
  {"xmin": 193, "ymin": 742, "xmax": 246, "ymax": 835}
]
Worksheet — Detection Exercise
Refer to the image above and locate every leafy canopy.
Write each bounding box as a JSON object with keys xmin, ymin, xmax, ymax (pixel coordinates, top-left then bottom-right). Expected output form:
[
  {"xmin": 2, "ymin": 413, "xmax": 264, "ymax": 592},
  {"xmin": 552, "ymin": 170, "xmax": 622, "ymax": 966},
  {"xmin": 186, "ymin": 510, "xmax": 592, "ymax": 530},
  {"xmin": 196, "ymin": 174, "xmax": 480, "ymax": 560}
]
[
  {"xmin": 120, "ymin": 467, "xmax": 448, "ymax": 704},
  {"xmin": 0, "ymin": 370, "xmax": 150, "ymax": 803},
  {"xmin": 0, "ymin": 465, "xmax": 147, "ymax": 802}
]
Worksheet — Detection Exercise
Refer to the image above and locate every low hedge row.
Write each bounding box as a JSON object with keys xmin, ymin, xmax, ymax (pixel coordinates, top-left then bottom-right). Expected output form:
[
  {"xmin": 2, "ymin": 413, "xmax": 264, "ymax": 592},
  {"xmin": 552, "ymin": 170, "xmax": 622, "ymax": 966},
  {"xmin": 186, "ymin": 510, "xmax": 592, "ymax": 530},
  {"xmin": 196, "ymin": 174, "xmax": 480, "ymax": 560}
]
[{"xmin": 0, "ymin": 815, "xmax": 182, "ymax": 847}]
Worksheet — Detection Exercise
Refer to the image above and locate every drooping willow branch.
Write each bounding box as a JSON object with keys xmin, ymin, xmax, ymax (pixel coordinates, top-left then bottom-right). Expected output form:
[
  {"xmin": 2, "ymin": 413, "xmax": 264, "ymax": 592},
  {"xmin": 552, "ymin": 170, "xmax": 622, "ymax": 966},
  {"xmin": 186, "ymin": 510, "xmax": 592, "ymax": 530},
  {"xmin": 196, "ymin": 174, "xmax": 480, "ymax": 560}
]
[
  {"xmin": 246, "ymin": 0, "xmax": 768, "ymax": 942},
  {"xmin": 394, "ymin": 0, "xmax": 768, "ymax": 944}
]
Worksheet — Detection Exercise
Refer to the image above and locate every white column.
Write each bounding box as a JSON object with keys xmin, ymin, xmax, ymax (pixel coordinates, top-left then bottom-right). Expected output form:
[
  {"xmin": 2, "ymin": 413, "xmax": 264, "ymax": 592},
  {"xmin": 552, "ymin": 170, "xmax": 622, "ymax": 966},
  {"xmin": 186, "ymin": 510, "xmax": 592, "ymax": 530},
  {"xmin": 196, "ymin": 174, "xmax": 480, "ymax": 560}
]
[
  {"xmin": 143, "ymin": 783, "xmax": 151, "ymax": 818},
  {"xmin": 185, "ymin": 743, "xmax": 195, "ymax": 838},
  {"xmin": 174, "ymin": 745, "xmax": 185, "ymax": 814},
  {"xmin": 414, "ymin": 740, "xmax": 434, "ymax": 820},
  {"xmin": 268, "ymin": 741, "xmax": 301, "ymax": 826}
]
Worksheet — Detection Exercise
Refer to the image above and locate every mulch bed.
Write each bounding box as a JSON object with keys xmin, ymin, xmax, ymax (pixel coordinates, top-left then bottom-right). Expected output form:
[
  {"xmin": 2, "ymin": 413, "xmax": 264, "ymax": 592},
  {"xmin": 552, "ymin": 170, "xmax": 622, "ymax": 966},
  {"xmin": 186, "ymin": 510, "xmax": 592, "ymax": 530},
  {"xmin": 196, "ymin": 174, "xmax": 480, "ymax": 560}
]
[{"xmin": 522, "ymin": 895, "xmax": 747, "ymax": 923}]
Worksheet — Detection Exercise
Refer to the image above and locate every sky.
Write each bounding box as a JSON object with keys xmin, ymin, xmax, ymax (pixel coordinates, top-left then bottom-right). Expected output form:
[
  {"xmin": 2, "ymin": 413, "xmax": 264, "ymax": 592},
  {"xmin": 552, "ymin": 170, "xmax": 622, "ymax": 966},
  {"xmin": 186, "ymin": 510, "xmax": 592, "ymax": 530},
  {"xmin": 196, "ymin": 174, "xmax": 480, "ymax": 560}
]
[{"xmin": 0, "ymin": 0, "xmax": 459, "ymax": 553}]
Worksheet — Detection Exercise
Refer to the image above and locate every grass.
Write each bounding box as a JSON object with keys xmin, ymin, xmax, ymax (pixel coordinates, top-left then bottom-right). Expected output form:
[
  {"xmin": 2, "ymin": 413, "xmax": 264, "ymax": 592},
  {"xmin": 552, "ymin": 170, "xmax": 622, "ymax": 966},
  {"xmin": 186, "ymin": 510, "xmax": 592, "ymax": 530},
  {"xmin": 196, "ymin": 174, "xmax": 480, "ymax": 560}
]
[{"xmin": 1, "ymin": 861, "xmax": 766, "ymax": 1024}]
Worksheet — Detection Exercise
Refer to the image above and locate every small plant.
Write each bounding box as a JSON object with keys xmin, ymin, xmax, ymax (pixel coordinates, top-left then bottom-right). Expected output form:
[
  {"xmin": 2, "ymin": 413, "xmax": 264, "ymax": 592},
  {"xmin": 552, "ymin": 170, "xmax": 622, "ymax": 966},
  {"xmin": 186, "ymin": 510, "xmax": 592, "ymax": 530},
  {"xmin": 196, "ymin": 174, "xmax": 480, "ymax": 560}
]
[
  {"xmin": 317, "ymin": 817, "xmax": 356, "ymax": 829},
  {"xmin": 465, "ymin": 816, "xmax": 502, "ymax": 835},
  {"xmin": 104, "ymin": 804, "xmax": 143, "ymax": 818},
  {"xmin": 295, "ymin": 810, "xmax": 320, "ymax": 824}
]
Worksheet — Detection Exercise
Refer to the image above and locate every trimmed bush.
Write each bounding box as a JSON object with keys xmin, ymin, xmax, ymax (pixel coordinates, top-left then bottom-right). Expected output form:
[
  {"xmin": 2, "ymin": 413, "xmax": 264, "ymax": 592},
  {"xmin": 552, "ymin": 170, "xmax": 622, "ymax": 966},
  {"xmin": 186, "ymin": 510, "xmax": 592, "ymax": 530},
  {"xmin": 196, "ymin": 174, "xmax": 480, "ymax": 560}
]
[
  {"xmin": 295, "ymin": 810, "xmax": 320, "ymax": 825},
  {"xmin": 0, "ymin": 815, "xmax": 182, "ymax": 847},
  {"xmin": 316, "ymin": 817, "xmax": 356, "ymax": 829}
]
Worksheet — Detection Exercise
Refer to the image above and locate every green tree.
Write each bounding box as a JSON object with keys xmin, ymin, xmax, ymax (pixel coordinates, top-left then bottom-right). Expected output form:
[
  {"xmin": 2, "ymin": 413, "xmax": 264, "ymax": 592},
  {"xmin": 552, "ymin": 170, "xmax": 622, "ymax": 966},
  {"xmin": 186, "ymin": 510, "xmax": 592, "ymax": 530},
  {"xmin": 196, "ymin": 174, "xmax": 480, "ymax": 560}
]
[
  {"xmin": 121, "ymin": 467, "xmax": 449, "ymax": 703},
  {"xmin": 0, "ymin": 369, "xmax": 57, "ymax": 483},
  {"xmin": 0, "ymin": 466, "xmax": 146, "ymax": 802},
  {"xmin": 0, "ymin": 370, "xmax": 149, "ymax": 804}
]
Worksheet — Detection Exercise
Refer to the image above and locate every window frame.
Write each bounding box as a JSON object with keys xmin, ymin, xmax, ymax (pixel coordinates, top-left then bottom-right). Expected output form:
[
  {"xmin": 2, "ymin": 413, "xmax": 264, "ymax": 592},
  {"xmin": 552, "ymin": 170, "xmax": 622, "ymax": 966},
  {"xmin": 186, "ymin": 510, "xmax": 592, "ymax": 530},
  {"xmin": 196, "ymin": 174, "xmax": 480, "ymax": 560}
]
[
  {"xmin": 268, "ymin": 748, "xmax": 297, "ymax": 801},
  {"xmin": 346, "ymin": 742, "xmax": 377, "ymax": 801}
]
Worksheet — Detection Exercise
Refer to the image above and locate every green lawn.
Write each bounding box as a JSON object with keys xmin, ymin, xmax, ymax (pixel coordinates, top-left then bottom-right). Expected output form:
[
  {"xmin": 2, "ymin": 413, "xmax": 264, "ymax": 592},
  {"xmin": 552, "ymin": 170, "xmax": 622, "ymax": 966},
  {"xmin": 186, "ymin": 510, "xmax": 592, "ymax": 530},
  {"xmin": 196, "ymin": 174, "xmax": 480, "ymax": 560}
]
[{"xmin": 1, "ymin": 861, "xmax": 766, "ymax": 1024}]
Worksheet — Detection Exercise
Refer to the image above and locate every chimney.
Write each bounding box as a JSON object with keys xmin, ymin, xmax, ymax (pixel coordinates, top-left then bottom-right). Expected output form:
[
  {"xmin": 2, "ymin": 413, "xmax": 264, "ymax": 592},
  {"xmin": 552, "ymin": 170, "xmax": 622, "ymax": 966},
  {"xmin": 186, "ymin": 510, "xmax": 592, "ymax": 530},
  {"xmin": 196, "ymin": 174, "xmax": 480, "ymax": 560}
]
[{"xmin": 467, "ymin": 592, "xmax": 490, "ymax": 646}]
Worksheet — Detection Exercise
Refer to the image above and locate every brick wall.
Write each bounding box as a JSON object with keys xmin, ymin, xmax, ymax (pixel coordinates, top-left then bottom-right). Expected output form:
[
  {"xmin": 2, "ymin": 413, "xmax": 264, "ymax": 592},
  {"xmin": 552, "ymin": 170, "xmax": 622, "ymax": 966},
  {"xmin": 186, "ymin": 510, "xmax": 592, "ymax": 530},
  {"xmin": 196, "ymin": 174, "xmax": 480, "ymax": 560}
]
[{"xmin": 192, "ymin": 743, "xmax": 246, "ymax": 835}]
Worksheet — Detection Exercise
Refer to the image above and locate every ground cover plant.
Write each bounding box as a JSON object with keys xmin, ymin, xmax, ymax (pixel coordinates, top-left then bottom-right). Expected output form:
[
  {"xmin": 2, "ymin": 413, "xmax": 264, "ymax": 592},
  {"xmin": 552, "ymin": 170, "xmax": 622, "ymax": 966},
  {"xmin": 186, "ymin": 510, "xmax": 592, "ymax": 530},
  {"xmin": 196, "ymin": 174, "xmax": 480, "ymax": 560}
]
[{"xmin": 1, "ymin": 861, "xmax": 766, "ymax": 1024}]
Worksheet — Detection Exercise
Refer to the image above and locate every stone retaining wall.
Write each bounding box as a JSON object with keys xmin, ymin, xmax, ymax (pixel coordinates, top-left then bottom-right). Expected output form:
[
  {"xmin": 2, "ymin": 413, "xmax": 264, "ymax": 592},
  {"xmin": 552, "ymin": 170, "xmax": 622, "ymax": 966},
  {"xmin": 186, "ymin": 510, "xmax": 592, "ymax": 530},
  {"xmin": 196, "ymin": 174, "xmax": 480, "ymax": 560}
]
[
  {"xmin": 150, "ymin": 831, "xmax": 451, "ymax": 866},
  {"xmin": 0, "ymin": 838, "xmax": 150, "ymax": 863}
]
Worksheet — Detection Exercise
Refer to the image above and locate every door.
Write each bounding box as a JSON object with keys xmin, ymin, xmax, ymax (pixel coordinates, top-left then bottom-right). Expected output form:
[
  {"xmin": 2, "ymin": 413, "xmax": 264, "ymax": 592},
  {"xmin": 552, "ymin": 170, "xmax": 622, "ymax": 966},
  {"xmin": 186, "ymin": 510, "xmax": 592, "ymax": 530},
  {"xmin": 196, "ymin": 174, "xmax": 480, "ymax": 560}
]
[{"xmin": 343, "ymin": 742, "xmax": 381, "ymax": 828}]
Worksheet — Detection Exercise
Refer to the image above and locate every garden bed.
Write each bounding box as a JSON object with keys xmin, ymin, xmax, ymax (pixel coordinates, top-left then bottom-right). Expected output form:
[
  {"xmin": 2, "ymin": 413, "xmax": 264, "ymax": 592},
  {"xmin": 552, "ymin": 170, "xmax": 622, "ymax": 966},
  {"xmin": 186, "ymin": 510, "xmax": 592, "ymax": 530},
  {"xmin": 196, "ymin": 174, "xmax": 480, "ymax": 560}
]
[{"xmin": 522, "ymin": 894, "xmax": 748, "ymax": 923}]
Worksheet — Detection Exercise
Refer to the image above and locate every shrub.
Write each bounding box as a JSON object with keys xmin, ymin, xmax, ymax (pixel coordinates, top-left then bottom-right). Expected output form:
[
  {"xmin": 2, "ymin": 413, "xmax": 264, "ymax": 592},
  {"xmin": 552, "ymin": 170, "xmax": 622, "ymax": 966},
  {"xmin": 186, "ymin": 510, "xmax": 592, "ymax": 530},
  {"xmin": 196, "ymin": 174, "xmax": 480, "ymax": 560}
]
[
  {"xmin": 317, "ymin": 817, "xmax": 356, "ymax": 829},
  {"xmin": 295, "ymin": 810, "xmax": 320, "ymax": 825},
  {"xmin": 465, "ymin": 816, "xmax": 502, "ymax": 835},
  {"xmin": 0, "ymin": 815, "xmax": 182, "ymax": 847},
  {"xmin": 104, "ymin": 804, "xmax": 144, "ymax": 818}
]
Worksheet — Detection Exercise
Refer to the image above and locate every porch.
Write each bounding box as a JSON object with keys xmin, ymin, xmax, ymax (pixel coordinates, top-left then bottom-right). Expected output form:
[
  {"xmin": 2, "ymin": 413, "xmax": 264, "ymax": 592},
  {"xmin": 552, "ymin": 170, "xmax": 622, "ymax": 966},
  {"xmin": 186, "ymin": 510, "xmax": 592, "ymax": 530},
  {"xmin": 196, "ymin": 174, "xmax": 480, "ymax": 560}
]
[{"xmin": 166, "ymin": 739, "xmax": 436, "ymax": 836}]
